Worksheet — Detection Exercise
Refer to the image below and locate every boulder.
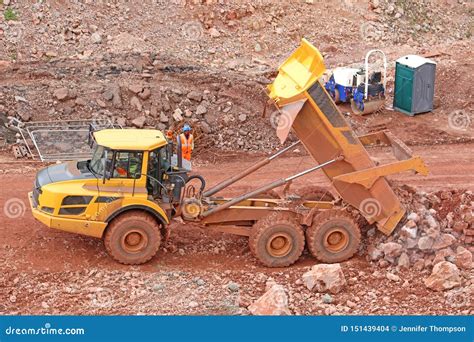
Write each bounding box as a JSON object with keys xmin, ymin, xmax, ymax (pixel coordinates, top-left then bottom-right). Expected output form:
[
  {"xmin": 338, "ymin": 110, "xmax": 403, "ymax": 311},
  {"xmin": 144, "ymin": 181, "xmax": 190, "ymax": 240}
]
[
  {"xmin": 381, "ymin": 242, "xmax": 403, "ymax": 259},
  {"xmin": 407, "ymin": 212, "xmax": 420, "ymax": 222},
  {"xmin": 200, "ymin": 121, "xmax": 211, "ymax": 134},
  {"xmin": 367, "ymin": 245, "xmax": 383, "ymax": 261},
  {"xmin": 196, "ymin": 104, "xmax": 207, "ymax": 115},
  {"xmin": 424, "ymin": 261, "xmax": 461, "ymax": 291},
  {"xmin": 432, "ymin": 233, "xmax": 456, "ymax": 250},
  {"xmin": 401, "ymin": 225, "xmax": 418, "ymax": 239},
  {"xmin": 91, "ymin": 32, "xmax": 102, "ymax": 44},
  {"xmin": 386, "ymin": 272, "xmax": 400, "ymax": 282},
  {"xmin": 130, "ymin": 96, "xmax": 142, "ymax": 111},
  {"xmin": 397, "ymin": 252, "xmax": 410, "ymax": 269},
  {"xmin": 131, "ymin": 116, "xmax": 146, "ymax": 128},
  {"xmin": 53, "ymin": 88, "xmax": 69, "ymax": 101},
  {"xmin": 159, "ymin": 112, "xmax": 169, "ymax": 123},
  {"xmin": 418, "ymin": 236, "xmax": 434, "ymax": 250},
  {"xmin": 433, "ymin": 248, "xmax": 454, "ymax": 265},
  {"xmin": 111, "ymin": 85, "xmax": 122, "ymax": 108},
  {"xmin": 208, "ymin": 27, "xmax": 221, "ymax": 38},
  {"xmin": 128, "ymin": 84, "xmax": 144, "ymax": 94},
  {"xmin": 138, "ymin": 88, "xmax": 151, "ymax": 100},
  {"xmin": 248, "ymin": 281, "xmax": 290, "ymax": 316},
  {"xmin": 455, "ymin": 246, "xmax": 472, "ymax": 269},
  {"xmin": 187, "ymin": 91, "xmax": 202, "ymax": 102},
  {"xmin": 238, "ymin": 114, "xmax": 247, "ymax": 122},
  {"xmin": 302, "ymin": 264, "xmax": 346, "ymax": 294},
  {"xmin": 173, "ymin": 108, "xmax": 183, "ymax": 122}
]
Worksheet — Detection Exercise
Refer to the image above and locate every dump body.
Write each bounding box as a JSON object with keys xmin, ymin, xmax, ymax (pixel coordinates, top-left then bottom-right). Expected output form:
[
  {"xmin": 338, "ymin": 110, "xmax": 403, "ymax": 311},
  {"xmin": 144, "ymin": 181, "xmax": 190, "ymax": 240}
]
[{"xmin": 267, "ymin": 39, "xmax": 428, "ymax": 234}]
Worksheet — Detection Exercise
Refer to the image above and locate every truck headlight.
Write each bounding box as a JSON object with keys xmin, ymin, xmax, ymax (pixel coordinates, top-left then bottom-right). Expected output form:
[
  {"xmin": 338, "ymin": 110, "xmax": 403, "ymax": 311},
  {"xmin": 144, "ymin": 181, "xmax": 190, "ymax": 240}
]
[{"xmin": 41, "ymin": 206, "xmax": 54, "ymax": 214}]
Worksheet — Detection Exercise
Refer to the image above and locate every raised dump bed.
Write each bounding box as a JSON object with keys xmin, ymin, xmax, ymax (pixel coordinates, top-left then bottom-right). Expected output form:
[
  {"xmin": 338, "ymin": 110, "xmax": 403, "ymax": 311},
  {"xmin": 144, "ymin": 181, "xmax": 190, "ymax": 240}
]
[
  {"xmin": 267, "ymin": 38, "xmax": 428, "ymax": 234},
  {"xmin": 192, "ymin": 39, "xmax": 429, "ymax": 268}
]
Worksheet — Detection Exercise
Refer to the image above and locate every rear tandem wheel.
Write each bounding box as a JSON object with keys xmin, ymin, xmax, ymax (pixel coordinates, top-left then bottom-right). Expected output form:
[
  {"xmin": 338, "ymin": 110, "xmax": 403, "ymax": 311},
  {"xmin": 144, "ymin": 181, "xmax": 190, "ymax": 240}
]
[
  {"xmin": 249, "ymin": 212, "xmax": 305, "ymax": 268},
  {"xmin": 305, "ymin": 209, "xmax": 361, "ymax": 263}
]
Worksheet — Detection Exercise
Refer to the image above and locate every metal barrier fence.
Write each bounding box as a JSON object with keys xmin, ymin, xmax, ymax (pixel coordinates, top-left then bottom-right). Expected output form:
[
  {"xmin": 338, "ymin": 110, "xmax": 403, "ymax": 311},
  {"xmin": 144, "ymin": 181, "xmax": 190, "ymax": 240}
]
[{"xmin": 9, "ymin": 118, "xmax": 122, "ymax": 161}]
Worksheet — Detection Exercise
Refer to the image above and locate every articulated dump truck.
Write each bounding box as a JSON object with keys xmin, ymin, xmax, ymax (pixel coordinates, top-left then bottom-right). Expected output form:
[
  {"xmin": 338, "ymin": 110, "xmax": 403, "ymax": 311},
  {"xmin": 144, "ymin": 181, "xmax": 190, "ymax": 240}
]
[{"xmin": 29, "ymin": 39, "xmax": 429, "ymax": 267}]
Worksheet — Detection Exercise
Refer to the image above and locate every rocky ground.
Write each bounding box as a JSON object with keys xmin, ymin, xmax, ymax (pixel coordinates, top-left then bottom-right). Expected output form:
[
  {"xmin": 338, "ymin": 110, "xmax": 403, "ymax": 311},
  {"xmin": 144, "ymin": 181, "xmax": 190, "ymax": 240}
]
[
  {"xmin": 0, "ymin": 156, "xmax": 472, "ymax": 316},
  {"xmin": 0, "ymin": 0, "xmax": 473, "ymax": 316},
  {"xmin": 1, "ymin": 0, "xmax": 473, "ymax": 153}
]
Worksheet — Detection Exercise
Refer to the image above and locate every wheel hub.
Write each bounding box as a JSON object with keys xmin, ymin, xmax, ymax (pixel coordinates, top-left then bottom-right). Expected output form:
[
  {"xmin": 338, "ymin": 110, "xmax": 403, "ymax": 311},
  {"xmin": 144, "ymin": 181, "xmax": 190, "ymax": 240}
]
[
  {"xmin": 266, "ymin": 233, "xmax": 292, "ymax": 257},
  {"xmin": 121, "ymin": 229, "xmax": 148, "ymax": 253},
  {"xmin": 323, "ymin": 228, "xmax": 349, "ymax": 253}
]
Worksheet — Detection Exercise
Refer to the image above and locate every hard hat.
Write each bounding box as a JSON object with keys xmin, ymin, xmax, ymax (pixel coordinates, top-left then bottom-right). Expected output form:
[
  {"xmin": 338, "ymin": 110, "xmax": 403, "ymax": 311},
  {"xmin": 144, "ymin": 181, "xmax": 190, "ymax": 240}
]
[{"xmin": 183, "ymin": 124, "xmax": 191, "ymax": 132}]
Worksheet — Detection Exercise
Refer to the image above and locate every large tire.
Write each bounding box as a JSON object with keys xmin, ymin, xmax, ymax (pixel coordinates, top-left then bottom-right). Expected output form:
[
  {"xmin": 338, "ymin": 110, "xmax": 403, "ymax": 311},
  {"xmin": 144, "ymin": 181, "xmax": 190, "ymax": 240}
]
[
  {"xmin": 306, "ymin": 209, "xmax": 361, "ymax": 263},
  {"xmin": 104, "ymin": 211, "xmax": 162, "ymax": 265},
  {"xmin": 334, "ymin": 88, "xmax": 341, "ymax": 104},
  {"xmin": 249, "ymin": 212, "xmax": 305, "ymax": 268}
]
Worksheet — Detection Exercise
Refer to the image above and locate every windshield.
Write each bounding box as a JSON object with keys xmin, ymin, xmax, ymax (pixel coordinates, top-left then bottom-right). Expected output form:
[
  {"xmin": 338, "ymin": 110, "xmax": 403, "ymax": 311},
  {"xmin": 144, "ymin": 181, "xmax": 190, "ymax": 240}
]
[{"xmin": 89, "ymin": 145, "xmax": 106, "ymax": 175}]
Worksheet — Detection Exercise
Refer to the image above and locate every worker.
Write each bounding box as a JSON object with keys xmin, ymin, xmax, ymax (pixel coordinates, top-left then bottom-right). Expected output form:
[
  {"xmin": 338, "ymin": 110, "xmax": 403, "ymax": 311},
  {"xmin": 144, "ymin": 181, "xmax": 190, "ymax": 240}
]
[{"xmin": 178, "ymin": 124, "xmax": 194, "ymax": 161}]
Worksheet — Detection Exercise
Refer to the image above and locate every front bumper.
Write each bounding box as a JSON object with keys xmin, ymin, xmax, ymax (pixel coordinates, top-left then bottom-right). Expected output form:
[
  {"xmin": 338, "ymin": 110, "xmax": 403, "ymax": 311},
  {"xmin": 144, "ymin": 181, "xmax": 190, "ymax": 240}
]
[{"xmin": 28, "ymin": 192, "xmax": 107, "ymax": 238}]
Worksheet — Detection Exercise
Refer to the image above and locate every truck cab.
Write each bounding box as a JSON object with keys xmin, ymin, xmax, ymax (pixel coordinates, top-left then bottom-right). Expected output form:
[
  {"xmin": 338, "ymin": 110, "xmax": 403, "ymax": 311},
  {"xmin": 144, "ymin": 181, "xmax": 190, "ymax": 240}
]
[{"xmin": 29, "ymin": 129, "xmax": 188, "ymax": 264}]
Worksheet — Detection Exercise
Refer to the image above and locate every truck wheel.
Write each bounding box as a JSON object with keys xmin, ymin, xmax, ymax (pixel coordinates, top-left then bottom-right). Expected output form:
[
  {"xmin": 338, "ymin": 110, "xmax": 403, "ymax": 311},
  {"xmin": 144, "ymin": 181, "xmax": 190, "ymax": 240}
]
[
  {"xmin": 334, "ymin": 88, "xmax": 341, "ymax": 104},
  {"xmin": 249, "ymin": 213, "xmax": 305, "ymax": 268},
  {"xmin": 306, "ymin": 209, "xmax": 361, "ymax": 263},
  {"xmin": 104, "ymin": 211, "xmax": 161, "ymax": 265}
]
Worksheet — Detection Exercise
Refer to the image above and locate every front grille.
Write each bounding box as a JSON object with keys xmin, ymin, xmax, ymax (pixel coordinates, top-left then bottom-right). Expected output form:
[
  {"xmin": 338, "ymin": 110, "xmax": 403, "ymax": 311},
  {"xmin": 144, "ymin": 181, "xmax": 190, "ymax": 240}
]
[{"xmin": 59, "ymin": 207, "xmax": 86, "ymax": 215}]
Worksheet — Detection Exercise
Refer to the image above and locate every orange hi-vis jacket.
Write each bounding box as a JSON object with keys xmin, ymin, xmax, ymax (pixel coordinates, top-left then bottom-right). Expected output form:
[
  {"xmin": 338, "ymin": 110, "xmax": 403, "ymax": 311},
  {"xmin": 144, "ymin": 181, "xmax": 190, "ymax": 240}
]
[{"xmin": 178, "ymin": 133, "xmax": 194, "ymax": 161}]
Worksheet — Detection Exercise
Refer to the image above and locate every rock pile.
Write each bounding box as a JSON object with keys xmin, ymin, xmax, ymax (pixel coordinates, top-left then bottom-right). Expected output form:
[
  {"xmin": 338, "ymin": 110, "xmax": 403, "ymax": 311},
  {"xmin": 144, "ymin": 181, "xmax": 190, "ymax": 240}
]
[{"xmin": 366, "ymin": 187, "xmax": 473, "ymax": 291}]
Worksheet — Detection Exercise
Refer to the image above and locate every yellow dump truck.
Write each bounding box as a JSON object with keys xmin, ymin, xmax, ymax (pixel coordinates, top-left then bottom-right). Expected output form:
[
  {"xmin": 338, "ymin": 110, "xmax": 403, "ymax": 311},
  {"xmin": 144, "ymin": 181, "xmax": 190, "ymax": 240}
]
[{"xmin": 29, "ymin": 39, "xmax": 428, "ymax": 267}]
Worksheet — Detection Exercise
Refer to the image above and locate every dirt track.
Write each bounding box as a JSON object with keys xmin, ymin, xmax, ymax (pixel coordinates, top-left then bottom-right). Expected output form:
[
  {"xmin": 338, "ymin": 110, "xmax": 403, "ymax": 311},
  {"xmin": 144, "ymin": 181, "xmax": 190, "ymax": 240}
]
[
  {"xmin": 1, "ymin": 142, "xmax": 473, "ymax": 272},
  {"xmin": 0, "ymin": 142, "xmax": 472, "ymax": 315}
]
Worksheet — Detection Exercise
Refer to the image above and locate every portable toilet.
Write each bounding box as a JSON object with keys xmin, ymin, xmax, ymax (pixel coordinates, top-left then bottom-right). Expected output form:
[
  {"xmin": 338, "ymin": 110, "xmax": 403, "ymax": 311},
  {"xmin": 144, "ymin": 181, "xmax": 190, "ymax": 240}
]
[{"xmin": 393, "ymin": 55, "xmax": 436, "ymax": 116}]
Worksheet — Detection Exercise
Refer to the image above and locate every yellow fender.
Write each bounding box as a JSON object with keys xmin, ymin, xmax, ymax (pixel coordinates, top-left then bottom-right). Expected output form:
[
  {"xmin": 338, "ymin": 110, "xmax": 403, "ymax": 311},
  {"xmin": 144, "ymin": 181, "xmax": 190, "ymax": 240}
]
[{"xmin": 105, "ymin": 197, "xmax": 170, "ymax": 227}]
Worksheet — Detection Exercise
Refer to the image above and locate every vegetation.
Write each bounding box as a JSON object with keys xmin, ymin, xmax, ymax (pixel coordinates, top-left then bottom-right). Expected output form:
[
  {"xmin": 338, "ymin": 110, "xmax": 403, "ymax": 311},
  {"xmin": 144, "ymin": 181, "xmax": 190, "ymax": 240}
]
[{"xmin": 4, "ymin": 7, "xmax": 18, "ymax": 21}]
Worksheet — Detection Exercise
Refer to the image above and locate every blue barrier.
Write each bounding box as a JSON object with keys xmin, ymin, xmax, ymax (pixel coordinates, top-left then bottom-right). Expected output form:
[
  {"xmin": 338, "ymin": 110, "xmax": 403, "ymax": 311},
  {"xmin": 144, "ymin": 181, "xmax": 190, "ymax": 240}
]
[{"xmin": 0, "ymin": 315, "xmax": 472, "ymax": 342}]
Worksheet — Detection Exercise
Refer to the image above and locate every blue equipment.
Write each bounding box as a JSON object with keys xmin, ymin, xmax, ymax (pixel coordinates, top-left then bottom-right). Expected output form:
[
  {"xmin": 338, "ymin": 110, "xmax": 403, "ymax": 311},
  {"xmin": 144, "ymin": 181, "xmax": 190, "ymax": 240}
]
[{"xmin": 324, "ymin": 50, "xmax": 387, "ymax": 115}]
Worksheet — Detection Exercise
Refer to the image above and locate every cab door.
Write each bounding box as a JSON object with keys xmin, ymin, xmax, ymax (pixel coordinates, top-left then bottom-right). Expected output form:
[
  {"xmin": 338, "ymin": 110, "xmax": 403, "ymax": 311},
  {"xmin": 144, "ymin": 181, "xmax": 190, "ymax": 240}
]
[{"xmin": 96, "ymin": 150, "xmax": 146, "ymax": 221}]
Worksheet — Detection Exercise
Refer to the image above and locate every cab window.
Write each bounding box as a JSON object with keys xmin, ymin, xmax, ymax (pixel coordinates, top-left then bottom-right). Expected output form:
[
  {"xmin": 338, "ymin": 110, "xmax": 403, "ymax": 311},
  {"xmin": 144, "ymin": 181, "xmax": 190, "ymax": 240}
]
[
  {"xmin": 147, "ymin": 147, "xmax": 172, "ymax": 197},
  {"xmin": 113, "ymin": 151, "xmax": 143, "ymax": 179}
]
